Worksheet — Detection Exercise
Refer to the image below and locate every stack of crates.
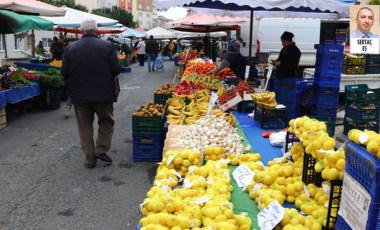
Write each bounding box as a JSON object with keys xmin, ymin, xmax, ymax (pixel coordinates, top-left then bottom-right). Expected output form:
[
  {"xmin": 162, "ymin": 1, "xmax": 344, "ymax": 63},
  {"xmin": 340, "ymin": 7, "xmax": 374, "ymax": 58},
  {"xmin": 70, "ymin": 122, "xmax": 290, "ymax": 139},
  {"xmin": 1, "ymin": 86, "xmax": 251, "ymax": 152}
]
[
  {"xmin": 344, "ymin": 84, "xmax": 380, "ymax": 134},
  {"xmin": 342, "ymin": 54, "xmax": 366, "ymax": 75},
  {"xmin": 132, "ymin": 115, "xmax": 164, "ymax": 162},
  {"xmin": 311, "ymin": 44, "xmax": 344, "ymax": 124},
  {"xmin": 271, "ymin": 78, "xmax": 314, "ymax": 120},
  {"xmin": 335, "ymin": 28, "xmax": 347, "ymax": 44},
  {"xmin": 335, "ymin": 141, "xmax": 380, "ymax": 230},
  {"xmin": 365, "ymin": 54, "xmax": 380, "ymax": 74}
]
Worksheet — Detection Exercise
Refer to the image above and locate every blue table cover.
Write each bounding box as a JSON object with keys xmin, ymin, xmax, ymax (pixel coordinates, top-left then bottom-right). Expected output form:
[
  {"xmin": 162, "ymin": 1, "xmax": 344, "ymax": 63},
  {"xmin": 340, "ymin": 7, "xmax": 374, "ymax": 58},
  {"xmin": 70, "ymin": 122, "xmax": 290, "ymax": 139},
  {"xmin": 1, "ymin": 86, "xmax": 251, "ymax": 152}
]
[
  {"xmin": 16, "ymin": 62, "xmax": 60, "ymax": 71},
  {"xmin": 0, "ymin": 83, "xmax": 41, "ymax": 108}
]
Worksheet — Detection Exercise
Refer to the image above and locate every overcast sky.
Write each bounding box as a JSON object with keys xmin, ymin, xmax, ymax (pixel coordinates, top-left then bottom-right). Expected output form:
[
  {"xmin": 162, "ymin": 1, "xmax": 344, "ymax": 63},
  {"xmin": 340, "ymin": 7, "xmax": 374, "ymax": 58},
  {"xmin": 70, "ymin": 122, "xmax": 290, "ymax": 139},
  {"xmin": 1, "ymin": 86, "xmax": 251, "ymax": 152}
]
[{"xmin": 157, "ymin": 7, "xmax": 188, "ymax": 20}]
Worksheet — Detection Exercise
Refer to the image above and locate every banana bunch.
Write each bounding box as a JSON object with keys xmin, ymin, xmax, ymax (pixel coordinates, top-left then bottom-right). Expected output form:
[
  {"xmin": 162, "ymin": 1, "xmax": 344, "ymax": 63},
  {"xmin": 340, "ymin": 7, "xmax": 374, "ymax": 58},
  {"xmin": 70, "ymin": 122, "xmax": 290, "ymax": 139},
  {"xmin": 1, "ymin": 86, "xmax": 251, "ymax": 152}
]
[
  {"xmin": 166, "ymin": 114, "xmax": 186, "ymax": 125},
  {"xmin": 194, "ymin": 89, "xmax": 210, "ymax": 103},
  {"xmin": 167, "ymin": 98, "xmax": 185, "ymax": 116},
  {"xmin": 251, "ymin": 91, "xmax": 277, "ymax": 110},
  {"xmin": 216, "ymin": 85, "xmax": 227, "ymax": 97},
  {"xmin": 225, "ymin": 113, "xmax": 237, "ymax": 126},
  {"xmin": 166, "ymin": 89, "xmax": 228, "ymax": 125}
]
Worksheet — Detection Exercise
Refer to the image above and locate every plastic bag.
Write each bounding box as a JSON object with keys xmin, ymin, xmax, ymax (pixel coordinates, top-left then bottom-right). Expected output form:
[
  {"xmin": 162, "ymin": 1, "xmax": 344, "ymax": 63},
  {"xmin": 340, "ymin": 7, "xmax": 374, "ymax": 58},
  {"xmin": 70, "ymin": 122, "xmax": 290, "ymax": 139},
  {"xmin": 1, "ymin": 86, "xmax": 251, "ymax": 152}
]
[{"xmin": 269, "ymin": 131, "xmax": 287, "ymax": 147}]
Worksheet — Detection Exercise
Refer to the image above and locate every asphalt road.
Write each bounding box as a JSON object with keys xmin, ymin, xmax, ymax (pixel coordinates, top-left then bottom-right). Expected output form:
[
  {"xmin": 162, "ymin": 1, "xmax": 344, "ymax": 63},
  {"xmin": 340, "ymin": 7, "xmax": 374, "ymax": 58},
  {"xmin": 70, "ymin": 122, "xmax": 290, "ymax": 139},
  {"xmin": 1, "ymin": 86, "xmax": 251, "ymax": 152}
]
[{"xmin": 0, "ymin": 58, "xmax": 179, "ymax": 229}]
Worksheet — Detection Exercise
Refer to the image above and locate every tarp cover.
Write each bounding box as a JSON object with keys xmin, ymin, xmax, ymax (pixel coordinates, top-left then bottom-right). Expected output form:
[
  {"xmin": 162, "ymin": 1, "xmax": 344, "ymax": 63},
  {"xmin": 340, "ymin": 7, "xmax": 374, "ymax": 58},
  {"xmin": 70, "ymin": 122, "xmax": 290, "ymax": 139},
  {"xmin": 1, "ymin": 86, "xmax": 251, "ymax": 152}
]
[{"xmin": 0, "ymin": 9, "xmax": 53, "ymax": 34}]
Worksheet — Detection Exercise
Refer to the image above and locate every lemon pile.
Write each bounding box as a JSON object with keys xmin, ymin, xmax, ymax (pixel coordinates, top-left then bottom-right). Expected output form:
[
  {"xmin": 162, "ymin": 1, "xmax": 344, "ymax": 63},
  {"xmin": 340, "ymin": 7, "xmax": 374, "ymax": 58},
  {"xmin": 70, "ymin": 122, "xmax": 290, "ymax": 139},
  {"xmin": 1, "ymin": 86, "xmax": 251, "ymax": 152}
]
[
  {"xmin": 348, "ymin": 129, "xmax": 380, "ymax": 159},
  {"xmin": 140, "ymin": 157, "xmax": 252, "ymax": 230}
]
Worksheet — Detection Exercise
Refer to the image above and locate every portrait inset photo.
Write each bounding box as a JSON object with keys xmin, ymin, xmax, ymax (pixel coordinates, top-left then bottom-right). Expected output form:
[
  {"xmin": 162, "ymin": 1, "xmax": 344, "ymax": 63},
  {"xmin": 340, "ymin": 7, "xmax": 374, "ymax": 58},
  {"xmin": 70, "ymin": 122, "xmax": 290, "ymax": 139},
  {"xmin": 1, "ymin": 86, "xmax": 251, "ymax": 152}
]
[{"xmin": 350, "ymin": 5, "xmax": 379, "ymax": 39}]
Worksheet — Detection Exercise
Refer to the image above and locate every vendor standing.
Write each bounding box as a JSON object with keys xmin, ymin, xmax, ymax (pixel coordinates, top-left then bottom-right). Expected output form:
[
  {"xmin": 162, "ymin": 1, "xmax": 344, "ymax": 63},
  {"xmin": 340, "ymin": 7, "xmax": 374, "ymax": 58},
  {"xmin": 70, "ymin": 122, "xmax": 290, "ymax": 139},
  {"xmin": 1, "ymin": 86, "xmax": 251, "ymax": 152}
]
[{"xmin": 271, "ymin": 31, "xmax": 301, "ymax": 79}]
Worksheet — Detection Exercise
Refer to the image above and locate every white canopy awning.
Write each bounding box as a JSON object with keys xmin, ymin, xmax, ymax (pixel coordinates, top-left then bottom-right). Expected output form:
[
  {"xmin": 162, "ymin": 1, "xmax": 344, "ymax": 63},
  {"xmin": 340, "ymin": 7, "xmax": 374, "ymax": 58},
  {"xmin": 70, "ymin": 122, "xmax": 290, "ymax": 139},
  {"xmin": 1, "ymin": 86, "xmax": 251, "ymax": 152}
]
[{"xmin": 42, "ymin": 6, "xmax": 118, "ymax": 28}]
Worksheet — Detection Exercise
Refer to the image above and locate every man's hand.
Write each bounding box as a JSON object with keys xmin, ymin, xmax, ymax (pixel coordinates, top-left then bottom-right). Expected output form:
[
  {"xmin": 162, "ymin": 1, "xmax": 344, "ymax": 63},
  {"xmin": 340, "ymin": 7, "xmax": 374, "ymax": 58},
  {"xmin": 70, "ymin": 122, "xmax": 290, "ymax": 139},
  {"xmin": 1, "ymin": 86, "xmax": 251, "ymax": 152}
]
[{"xmin": 272, "ymin": 60, "xmax": 281, "ymax": 67}]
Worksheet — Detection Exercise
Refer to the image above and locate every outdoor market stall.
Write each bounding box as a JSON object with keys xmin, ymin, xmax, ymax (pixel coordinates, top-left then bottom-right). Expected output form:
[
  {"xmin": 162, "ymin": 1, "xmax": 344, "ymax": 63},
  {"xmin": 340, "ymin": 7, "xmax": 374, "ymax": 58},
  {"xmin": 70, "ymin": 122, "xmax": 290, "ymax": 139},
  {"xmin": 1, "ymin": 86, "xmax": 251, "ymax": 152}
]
[{"xmin": 131, "ymin": 40, "xmax": 380, "ymax": 230}]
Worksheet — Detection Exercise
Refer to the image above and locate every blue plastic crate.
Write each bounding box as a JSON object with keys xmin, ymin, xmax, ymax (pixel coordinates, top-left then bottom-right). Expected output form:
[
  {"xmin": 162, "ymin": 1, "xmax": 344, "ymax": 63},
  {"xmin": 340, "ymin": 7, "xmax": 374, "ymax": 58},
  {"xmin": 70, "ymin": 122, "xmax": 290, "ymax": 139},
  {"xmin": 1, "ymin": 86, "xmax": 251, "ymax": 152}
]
[
  {"xmin": 313, "ymin": 73, "xmax": 341, "ymax": 88},
  {"xmin": 133, "ymin": 146, "xmax": 162, "ymax": 162},
  {"xmin": 316, "ymin": 55, "xmax": 344, "ymax": 66},
  {"xmin": 133, "ymin": 133, "xmax": 163, "ymax": 162},
  {"xmin": 315, "ymin": 44, "xmax": 344, "ymax": 56},
  {"xmin": 366, "ymin": 65, "xmax": 380, "ymax": 74},
  {"xmin": 311, "ymin": 104, "xmax": 338, "ymax": 122},
  {"xmin": 345, "ymin": 104, "xmax": 379, "ymax": 121},
  {"xmin": 133, "ymin": 133, "xmax": 163, "ymax": 147},
  {"xmin": 343, "ymin": 119, "xmax": 380, "ymax": 135},
  {"xmin": 314, "ymin": 64, "xmax": 342, "ymax": 77},
  {"xmin": 365, "ymin": 54, "xmax": 380, "ymax": 65},
  {"xmin": 335, "ymin": 203, "xmax": 380, "ymax": 230},
  {"xmin": 255, "ymin": 106, "xmax": 288, "ymax": 129},
  {"xmin": 313, "ymin": 86, "xmax": 340, "ymax": 107},
  {"xmin": 344, "ymin": 141, "xmax": 380, "ymax": 203}
]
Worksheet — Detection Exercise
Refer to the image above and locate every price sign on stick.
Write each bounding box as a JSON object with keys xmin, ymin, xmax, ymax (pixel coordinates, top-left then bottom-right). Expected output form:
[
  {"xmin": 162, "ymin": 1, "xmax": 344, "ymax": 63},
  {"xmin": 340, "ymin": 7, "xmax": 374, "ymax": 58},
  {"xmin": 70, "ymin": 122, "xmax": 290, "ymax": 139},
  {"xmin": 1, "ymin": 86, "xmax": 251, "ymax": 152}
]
[
  {"xmin": 207, "ymin": 91, "xmax": 218, "ymax": 115},
  {"xmin": 264, "ymin": 64, "xmax": 273, "ymax": 92},
  {"xmin": 258, "ymin": 200, "xmax": 285, "ymax": 230},
  {"xmin": 244, "ymin": 65, "xmax": 250, "ymax": 82}
]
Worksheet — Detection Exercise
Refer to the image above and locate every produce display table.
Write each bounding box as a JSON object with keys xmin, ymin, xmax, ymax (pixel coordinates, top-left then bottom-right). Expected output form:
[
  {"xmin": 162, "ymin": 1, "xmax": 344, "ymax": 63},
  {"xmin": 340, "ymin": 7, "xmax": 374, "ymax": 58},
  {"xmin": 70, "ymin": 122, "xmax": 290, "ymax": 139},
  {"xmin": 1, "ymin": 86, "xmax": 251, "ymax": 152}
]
[
  {"xmin": 15, "ymin": 61, "xmax": 60, "ymax": 71},
  {"xmin": 0, "ymin": 83, "xmax": 41, "ymax": 108}
]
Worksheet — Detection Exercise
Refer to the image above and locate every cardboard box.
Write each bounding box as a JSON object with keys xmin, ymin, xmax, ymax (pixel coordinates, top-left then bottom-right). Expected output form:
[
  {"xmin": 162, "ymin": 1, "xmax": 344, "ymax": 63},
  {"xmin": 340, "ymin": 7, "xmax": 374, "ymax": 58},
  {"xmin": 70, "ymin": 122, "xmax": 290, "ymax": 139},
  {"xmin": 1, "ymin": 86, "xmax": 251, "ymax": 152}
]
[{"xmin": 218, "ymin": 93, "xmax": 243, "ymax": 111}]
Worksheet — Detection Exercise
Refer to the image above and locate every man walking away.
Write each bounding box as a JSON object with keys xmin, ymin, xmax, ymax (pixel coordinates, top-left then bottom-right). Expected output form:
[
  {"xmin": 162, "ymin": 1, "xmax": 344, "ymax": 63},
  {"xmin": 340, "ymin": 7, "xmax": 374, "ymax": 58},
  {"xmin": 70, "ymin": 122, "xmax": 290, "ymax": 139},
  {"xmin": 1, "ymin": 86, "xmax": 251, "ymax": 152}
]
[
  {"xmin": 61, "ymin": 19, "xmax": 121, "ymax": 168},
  {"xmin": 145, "ymin": 35, "xmax": 159, "ymax": 72}
]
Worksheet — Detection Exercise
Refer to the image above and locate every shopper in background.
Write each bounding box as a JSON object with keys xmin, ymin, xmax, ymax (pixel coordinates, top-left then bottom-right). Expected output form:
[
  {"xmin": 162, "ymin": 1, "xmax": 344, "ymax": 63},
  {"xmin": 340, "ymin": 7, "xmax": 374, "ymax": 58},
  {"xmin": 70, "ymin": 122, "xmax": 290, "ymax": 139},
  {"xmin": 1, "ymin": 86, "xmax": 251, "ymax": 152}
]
[
  {"xmin": 136, "ymin": 38, "xmax": 146, "ymax": 66},
  {"xmin": 120, "ymin": 43, "xmax": 132, "ymax": 66},
  {"xmin": 351, "ymin": 6, "xmax": 378, "ymax": 38},
  {"xmin": 227, "ymin": 37, "xmax": 243, "ymax": 53},
  {"xmin": 168, "ymin": 39, "xmax": 175, "ymax": 60},
  {"xmin": 36, "ymin": 41, "xmax": 46, "ymax": 56},
  {"xmin": 50, "ymin": 36, "xmax": 64, "ymax": 60},
  {"xmin": 61, "ymin": 19, "xmax": 121, "ymax": 169},
  {"xmin": 145, "ymin": 35, "xmax": 159, "ymax": 72},
  {"xmin": 272, "ymin": 31, "xmax": 301, "ymax": 79},
  {"xmin": 212, "ymin": 40, "xmax": 220, "ymax": 62}
]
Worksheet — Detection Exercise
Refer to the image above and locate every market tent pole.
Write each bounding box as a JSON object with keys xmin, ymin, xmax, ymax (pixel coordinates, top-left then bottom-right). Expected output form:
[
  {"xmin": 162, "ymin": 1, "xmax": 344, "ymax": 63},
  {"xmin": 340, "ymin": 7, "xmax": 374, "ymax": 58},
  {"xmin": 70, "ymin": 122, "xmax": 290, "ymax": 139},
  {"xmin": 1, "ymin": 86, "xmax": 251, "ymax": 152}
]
[
  {"xmin": 31, "ymin": 30, "xmax": 35, "ymax": 57},
  {"xmin": 248, "ymin": 9, "xmax": 253, "ymax": 63},
  {"xmin": 3, "ymin": 34, "xmax": 8, "ymax": 58}
]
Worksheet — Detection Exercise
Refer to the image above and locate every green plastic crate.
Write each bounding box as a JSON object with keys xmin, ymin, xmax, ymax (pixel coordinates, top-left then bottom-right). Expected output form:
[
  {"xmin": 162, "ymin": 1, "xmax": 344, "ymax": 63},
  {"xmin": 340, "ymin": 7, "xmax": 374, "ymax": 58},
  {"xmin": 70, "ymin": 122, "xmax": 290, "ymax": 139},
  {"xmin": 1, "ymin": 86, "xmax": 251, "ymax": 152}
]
[
  {"xmin": 345, "ymin": 84, "xmax": 380, "ymax": 104},
  {"xmin": 153, "ymin": 93, "xmax": 172, "ymax": 105},
  {"xmin": 132, "ymin": 115, "xmax": 164, "ymax": 134}
]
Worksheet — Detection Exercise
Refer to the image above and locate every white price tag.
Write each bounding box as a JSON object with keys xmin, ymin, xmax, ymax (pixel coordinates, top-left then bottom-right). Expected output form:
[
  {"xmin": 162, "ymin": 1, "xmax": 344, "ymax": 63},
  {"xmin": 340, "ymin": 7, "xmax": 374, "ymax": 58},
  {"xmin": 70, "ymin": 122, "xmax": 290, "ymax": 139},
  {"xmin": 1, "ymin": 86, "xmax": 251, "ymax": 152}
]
[
  {"xmin": 358, "ymin": 133, "xmax": 369, "ymax": 144},
  {"xmin": 252, "ymin": 183, "xmax": 263, "ymax": 195},
  {"xmin": 207, "ymin": 91, "xmax": 219, "ymax": 115},
  {"xmin": 304, "ymin": 184, "xmax": 310, "ymax": 197},
  {"xmin": 232, "ymin": 164, "xmax": 254, "ymax": 189},
  {"xmin": 167, "ymin": 155, "xmax": 175, "ymax": 165},
  {"xmin": 194, "ymin": 196, "xmax": 211, "ymax": 205},
  {"xmin": 183, "ymin": 178, "xmax": 193, "ymax": 189},
  {"xmin": 245, "ymin": 65, "xmax": 250, "ymax": 79},
  {"xmin": 258, "ymin": 200, "xmax": 285, "ymax": 230}
]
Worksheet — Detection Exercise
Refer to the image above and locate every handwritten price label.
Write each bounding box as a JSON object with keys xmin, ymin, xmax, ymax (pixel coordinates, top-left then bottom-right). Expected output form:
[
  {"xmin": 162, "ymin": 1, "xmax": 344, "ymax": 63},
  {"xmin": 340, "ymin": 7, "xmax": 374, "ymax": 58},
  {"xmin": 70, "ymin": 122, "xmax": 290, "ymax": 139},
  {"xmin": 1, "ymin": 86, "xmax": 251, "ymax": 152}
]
[{"xmin": 258, "ymin": 200, "xmax": 284, "ymax": 230}]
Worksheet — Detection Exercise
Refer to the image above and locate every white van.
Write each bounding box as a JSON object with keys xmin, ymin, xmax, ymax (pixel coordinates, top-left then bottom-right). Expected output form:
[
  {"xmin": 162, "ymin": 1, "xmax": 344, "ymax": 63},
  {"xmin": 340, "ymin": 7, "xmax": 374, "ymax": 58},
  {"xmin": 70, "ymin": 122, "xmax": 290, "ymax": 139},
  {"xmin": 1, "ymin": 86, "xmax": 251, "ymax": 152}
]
[
  {"xmin": 239, "ymin": 18, "xmax": 348, "ymax": 63},
  {"xmin": 257, "ymin": 18, "xmax": 321, "ymax": 67}
]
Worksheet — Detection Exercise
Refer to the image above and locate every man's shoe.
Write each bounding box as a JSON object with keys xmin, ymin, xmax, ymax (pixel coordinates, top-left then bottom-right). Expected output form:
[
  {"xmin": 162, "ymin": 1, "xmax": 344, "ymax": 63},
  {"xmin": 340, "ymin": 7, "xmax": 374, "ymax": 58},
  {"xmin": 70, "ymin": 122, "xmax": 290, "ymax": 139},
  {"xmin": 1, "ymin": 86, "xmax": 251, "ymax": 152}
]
[
  {"xmin": 95, "ymin": 153, "xmax": 113, "ymax": 162},
  {"xmin": 84, "ymin": 158, "xmax": 97, "ymax": 168}
]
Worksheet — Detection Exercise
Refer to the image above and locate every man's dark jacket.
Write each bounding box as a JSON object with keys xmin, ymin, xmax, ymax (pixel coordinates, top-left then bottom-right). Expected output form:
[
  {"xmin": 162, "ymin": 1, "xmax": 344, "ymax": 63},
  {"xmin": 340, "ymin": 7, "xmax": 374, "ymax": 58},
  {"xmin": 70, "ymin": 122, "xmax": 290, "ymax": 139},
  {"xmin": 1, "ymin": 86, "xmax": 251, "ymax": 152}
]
[
  {"xmin": 226, "ymin": 52, "xmax": 248, "ymax": 80},
  {"xmin": 145, "ymin": 38, "xmax": 159, "ymax": 54},
  {"xmin": 60, "ymin": 33, "xmax": 121, "ymax": 103},
  {"xmin": 275, "ymin": 43, "xmax": 301, "ymax": 79}
]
